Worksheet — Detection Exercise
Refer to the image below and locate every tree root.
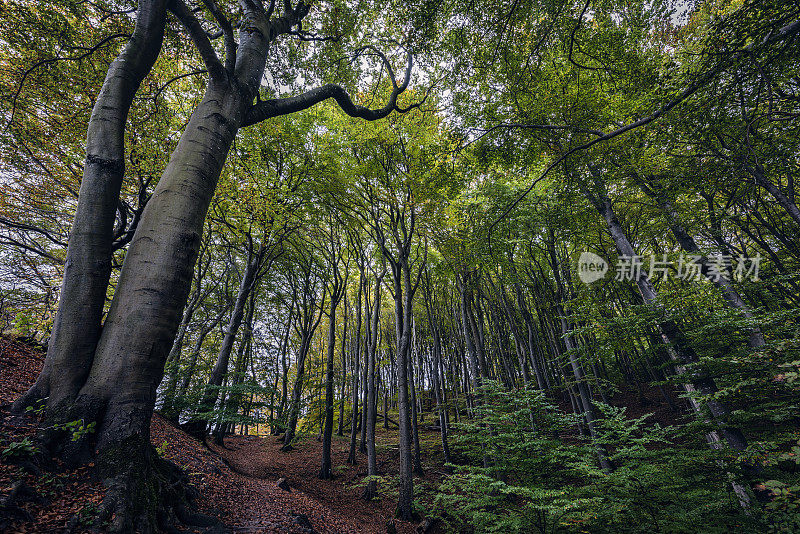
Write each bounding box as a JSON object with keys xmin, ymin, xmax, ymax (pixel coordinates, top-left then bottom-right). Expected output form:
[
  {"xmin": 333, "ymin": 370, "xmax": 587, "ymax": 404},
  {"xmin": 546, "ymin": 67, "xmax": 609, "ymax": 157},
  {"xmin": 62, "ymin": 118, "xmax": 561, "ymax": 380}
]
[
  {"xmin": 93, "ymin": 437, "xmax": 227, "ymax": 533},
  {"xmin": 0, "ymin": 480, "xmax": 43, "ymax": 529},
  {"xmin": 361, "ymin": 479, "xmax": 378, "ymax": 501}
]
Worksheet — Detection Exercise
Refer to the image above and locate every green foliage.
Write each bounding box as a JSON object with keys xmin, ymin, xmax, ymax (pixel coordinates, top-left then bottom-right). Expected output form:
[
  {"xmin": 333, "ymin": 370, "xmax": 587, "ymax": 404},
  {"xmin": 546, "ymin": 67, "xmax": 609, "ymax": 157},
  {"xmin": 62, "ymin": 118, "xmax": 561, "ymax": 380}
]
[
  {"xmin": 22, "ymin": 401, "xmax": 97, "ymax": 442},
  {"xmin": 191, "ymin": 380, "xmax": 274, "ymax": 428},
  {"xmin": 12, "ymin": 311, "xmax": 36, "ymax": 337},
  {"xmin": 432, "ymin": 381, "xmax": 761, "ymax": 533},
  {"xmin": 53, "ymin": 419, "xmax": 97, "ymax": 442},
  {"xmin": 1, "ymin": 436, "xmax": 38, "ymax": 462},
  {"xmin": 763, "ymin": 479, "xmax": 800, "ymax": 533},
  {"xmin": 155, "ymin": 440, "xmax": 169, "ymax": 457}
]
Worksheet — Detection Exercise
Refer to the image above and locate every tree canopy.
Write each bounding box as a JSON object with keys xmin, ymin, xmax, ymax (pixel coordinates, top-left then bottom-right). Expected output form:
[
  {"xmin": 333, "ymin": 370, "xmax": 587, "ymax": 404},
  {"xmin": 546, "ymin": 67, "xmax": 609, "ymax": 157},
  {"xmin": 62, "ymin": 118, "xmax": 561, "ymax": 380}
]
[{"xmin": 1, "ymin": 0, "xmax": 800, "ymax": 532}]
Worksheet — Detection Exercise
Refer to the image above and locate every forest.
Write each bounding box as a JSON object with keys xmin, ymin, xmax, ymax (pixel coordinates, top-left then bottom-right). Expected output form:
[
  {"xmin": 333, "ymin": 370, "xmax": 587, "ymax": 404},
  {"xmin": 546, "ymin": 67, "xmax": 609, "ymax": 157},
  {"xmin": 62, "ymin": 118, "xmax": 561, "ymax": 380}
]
[{"xmin": 0, "ymin": 0, "xmax": 799, "ymax": 532}]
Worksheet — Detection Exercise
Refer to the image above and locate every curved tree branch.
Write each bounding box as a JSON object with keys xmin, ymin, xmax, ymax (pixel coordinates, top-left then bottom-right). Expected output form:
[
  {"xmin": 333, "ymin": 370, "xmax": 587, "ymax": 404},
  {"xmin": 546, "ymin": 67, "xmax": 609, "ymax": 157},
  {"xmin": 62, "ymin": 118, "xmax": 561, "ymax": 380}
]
[
  {"xmin": 486, "ymin": 17, "xmax": 800, "ymax": 233},
  {"xmin": 6, "ymin": 33, "xmax": 130, "ymax": 127},
  {"xmin": 200, "ymin": 0, "xmax": 237, "ymax": 72},
  {"xmin": 168, "ymin": 0, "xmax": 226, "ymax": 80},
  {"xmin": 242, "ymin": 50, "xmax": 414, "ymax": 126}
]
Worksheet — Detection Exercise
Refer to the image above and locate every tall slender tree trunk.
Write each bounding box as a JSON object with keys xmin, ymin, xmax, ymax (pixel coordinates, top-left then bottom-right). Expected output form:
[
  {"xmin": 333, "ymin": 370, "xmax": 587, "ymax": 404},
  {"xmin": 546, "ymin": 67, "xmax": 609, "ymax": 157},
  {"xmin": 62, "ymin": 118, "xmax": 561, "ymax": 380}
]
[
  {"xmin": 583, "ymin": 166, "xmax": 753, "ymax": 506},
  {"xmin": 319, "ymin": 295, "xmax": 338, "ymax": 478},
  {"xmin": 422, "ymin": 270, "xmax": 451, "ymax": 465},
  {"xmin": 362, "ymin": 268, "xmax": 384, "ymax": 500},
  {"xmin": 393, "ymin": 258, "xmax": 416, "ymax": 520},
  {"xmin": 348, "ymin": 269, "xmax": 364, "ymax": 464},
  {"xmin": 188, "ymin": 241, "xmax": 264, "ymax": 436},
  {"xmin": 633, "ymin": 173, "xmax": 765, "ymax": 348},
  {"xmin": 284, "ymin": 280, "xmax": 325, "ymax": 450},
  {"xmin": 408, "ymin": 321, "xmax": 424, "ymax": 476}
]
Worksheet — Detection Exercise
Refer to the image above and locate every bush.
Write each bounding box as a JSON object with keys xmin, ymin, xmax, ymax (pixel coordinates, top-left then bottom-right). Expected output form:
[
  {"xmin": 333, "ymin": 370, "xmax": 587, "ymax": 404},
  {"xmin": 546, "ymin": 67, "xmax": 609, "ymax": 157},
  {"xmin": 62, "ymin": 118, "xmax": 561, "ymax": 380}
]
[{"xmin": 431, "ymin": 381, "xmax": 762, "ymax": 533}]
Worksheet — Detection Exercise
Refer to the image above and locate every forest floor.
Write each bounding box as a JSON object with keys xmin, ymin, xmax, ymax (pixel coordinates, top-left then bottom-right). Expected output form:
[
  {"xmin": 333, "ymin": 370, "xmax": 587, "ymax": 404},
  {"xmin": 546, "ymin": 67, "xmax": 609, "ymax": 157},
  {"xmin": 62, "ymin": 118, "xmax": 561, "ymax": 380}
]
[
  {"xmin": 1, "ymin": 335, "xmax": 683, "ymax": 533},
  {"xmin": 0, "ymin": 336, "xmax": 442, "ymax": 534}
]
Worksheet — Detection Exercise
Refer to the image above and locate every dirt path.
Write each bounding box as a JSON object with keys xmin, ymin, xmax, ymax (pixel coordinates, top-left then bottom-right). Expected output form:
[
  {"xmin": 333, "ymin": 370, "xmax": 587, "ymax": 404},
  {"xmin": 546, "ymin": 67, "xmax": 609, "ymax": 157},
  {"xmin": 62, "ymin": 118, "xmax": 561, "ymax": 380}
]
[
  {"xmin": 153, "ymin": 416, "xmax": 375, "ymax": 534},
  {"xmin": 1, "ymin": 337, "xmax": 426, "ymax": 533},
  {"xmin": 208, "ymin": 432, "xmax": 421, "ymax": 534}
]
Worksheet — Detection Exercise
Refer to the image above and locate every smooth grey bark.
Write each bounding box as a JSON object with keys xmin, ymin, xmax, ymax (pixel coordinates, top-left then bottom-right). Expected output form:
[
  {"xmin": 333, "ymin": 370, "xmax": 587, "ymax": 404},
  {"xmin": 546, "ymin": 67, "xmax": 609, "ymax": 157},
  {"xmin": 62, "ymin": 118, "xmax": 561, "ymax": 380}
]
[
  {"xmin": 14, "ymin": 0, "xmax": 168, "ymax": 414},
  {"xmin": 319, "ymin": 298, "xmax": 338, "ymax": 478},
  {"xmin": 488, "ymin": 274, "xmax": 533, "ymax": 385},
  {"xmin": 544, "ymin": 231, "xmax": 614, "ymax": 472},
  {"xmin": 320, "ymin": 238, "xmax": 347, "ymax": 479},
  {"xmin": 582, "ymin": 166, "xmax": 752, "ymax": 505},
  {"xmin": 275, "ymin": 304, "xmax": 295, "ymax": 431},
  {"xmin": 459, "ymin": 280, "xmax": 481, "ymax": 393},
  {"xmin": 583, "ymin": 171, "xmax": 748, "ymax": 447},
  {"xmin": 160, "ymin": 292, "xmax": 199, "ymax": 409},
  {"xmin": 171, "ymin": 305, "xmax": 228, "ymax": 421},
  {"xmin": 408, "ymin": 318, "xmax": 424, "ymax": 476},
  {"xmin": 267, "ymin": 300, "xmax": 294, "ymax": 432},
  {"xmin": 747, "ymin": 161, "xmax": 800, "ymax": 226},
  {"xmin": 65, "ymin": 0, "xmax": 314, "ymax": 463},
  {"xmin": 221, "ymin": 283, "xmax": 259, "ymax": 434},
  {"xmin": 514, "ymin": 283, "xmax": 549, "ymax": 390},
  {"xmin": 284, "ymin": 264, "xmax": 326, "ymax": 450},
  {"xmin": 14, "ymin": 0, "xmax": 413, "ymax": 528},
  {"xmin": 362, "ymin": 266, "xmax": 385, "ymax": 500},
  {"xmin": 337, "ymin": 299, "xmax": 348, "ymax": 437},
  {"xmin": 389, "ymin": 242, "xmax": 419, "ymax": 519},
  {"xmin": 370, "ymin": 203, "xmax": 421, "ymax": 519},
  {"xmin": 160, "ymin": 246, "xmax": 214, "ymax": 417},
  {"xmin": 422, "ymin": 268, "xmax": 451, "ymax": 464},
  {"xmin": 359, "ymin": 298, "xmax": 370, "ymax": 454},
  {"xmin": 348, "ymin": 268, "xmax": 364, "ymax": 464},
  {"xmin": 560, "ymin": 314, "xmax": 615, "ymax": 473}
]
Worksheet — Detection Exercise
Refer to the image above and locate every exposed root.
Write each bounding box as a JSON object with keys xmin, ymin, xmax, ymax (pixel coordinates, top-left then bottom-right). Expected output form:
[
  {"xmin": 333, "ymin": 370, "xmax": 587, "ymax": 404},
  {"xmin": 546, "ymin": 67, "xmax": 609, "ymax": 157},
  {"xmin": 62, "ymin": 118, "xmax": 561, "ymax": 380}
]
[
  {"xmin": 95, "ymin": 437, "xmax": 226, "ymax": 533},
  {"xmin": 10, "ymin": 381, "xmax": 48, "ymax": 415},
  {"xmin": 361, "ymin": 479, "xmax": 377, "ymax": 501},
  {"xmin": 0, "ymin": 480, "xmax": 43, "ymax": 529}
]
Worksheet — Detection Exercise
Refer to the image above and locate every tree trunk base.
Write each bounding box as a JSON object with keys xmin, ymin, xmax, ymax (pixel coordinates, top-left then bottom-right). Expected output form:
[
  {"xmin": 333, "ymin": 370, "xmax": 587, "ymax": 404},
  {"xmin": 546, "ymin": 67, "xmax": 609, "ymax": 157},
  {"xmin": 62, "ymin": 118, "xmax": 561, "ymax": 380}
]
[
  {"xmin": 182, "ymin": 420, "xmax": 208, "ymax": 441},
  {"xmin": 361, "ymin": 479, "xmax": 377, "ymax": 501},
  {"xmin": 95, "ymin": 437, "xmax": 224, "ymax": 533}
]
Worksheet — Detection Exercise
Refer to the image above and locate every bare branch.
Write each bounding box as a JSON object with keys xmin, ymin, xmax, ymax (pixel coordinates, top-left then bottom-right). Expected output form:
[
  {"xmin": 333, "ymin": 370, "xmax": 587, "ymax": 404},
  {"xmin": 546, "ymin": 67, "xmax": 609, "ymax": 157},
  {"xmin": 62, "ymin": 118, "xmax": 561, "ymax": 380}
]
[
  {"xmin": 200, "ymin": 0, "xmax": 237, "ymax": 72},
  {"xmin": 487, "ymin": 17, "xmax": 800, "ymax": 233},
  {"xmin": 7, "ymin": 33, "xmax": 130, "ymax": 127},
  {"xmin": 242, "ymin": 49, "xmax": 414, "ymax": 126},
  {"xmin": 0, "ymin": 217, "xmax": 67, "ymax": 247},
  {"xmin": 168, "ymin": 0, "xmax": 226, "ymax": 80}
]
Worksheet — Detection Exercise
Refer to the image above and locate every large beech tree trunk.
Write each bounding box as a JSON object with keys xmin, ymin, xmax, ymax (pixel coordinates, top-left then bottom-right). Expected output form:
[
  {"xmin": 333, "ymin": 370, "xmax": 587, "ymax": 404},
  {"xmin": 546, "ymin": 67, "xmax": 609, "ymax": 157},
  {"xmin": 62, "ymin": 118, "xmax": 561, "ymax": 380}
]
[
  {"xmin": 11, "ymin": 0, "xmax": 413, "ymax": 526},
  {"xmin": 12, "ymin": 2, "xmax": 314, "ymax": 530},
  {"xmin": 15, "ymin": 0, "xmax": 168, "ymax": 415}
]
